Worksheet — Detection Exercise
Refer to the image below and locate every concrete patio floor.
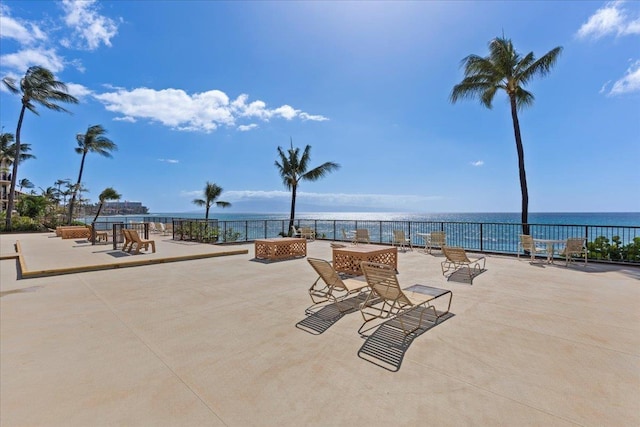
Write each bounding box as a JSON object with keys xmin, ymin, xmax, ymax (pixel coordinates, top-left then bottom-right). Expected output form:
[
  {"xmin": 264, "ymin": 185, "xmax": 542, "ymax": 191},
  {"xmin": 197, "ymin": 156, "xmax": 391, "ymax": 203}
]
[{"xmin": 1, "ymin": 232, "xmax": 639, "ymax": 426}]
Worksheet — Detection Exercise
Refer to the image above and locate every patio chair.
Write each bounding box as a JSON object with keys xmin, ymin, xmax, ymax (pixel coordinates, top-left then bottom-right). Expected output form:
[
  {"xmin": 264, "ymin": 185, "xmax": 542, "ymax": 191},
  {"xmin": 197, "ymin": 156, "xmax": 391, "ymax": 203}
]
[
  {"xmin": 426, "ymin": 231, "xmax": 446, "ymax": 253},
  {"xmin": 559, "ymin": 237, "xmax": 587, "ymax": 266},
  {"xmin": 127, "ymin": 229, "xmax": 156, "ymax": 254},
  {"xmin": 121, "ymin": 229, "xmax": 134, "ymax": 252},
  {"xmin": 149, "ymin": 222, "xmax": 160, "ymax": 234},
  {"xmin": 518, "ymin": 234, "xmax": 546, "ymax": 262},
  {"xmin": 392, "ymin": 230, "xmax": 413, "ymax": 251},
  {"xmin": 441, "ymin": 246, "xmax": 486, "ymax": 284},
  {"xmin": 359, "ymin": 262, "xmax": 452, "ymax": 335},
  {"xmin": 354, "ymin": 229, "xmax": 370, "ymax": 245},
  {"xmin": 291, "ymin": 225, "xmax": 302, "ymax": 238},
  {"xmin": 341, "ymin": 229, "xmax": 355, "ymax": 244},
  {"xmin": 300, "ymin": 226, "xmax": 316, "ymax": 240},
  {"xmin": 306, "ymin": 258, "xmax": 370, "ymax": 314}
]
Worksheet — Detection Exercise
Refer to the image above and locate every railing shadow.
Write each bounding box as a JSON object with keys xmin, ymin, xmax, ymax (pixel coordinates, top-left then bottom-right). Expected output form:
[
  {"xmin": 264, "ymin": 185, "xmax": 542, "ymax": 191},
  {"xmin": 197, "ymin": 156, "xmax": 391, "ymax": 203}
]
[{"xmin": 358, "ymin": 307, "xmax": 454, "ymax": 372}]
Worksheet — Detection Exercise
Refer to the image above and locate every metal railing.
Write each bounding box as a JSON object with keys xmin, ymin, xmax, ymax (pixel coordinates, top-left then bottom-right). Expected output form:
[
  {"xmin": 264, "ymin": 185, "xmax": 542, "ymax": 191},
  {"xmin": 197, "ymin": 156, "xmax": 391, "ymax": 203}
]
[{"xmin": 88, "ymin": 216, "xmax": 640, "ymax": 264}]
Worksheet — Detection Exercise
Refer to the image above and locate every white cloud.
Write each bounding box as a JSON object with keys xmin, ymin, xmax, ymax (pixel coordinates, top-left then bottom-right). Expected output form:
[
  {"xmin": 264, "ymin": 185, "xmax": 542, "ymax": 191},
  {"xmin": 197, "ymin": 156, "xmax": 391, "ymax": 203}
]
[
  {"xmin": 470, "ymin": 160, "xmax": 484, "ymax": 167},
  {"xmin": 65, "ymin": 82, "xmax": 92, "ymax": 100},
  {"xmin": 222, "ymin": 190, "xmax": 441, "ymax": 209},
  {"xmin": 0, "ymin": 48, "xmax": 65, "ymax": 73},
  {"xmin": 93, "ymin": 87, "xmax": 329, "ymax": 133},
  {"xmin": 237, "ymin": 124, "xmax": 258, "ymax": 132},
  {"xmin": 113, "ymin": 116, "xmax": 136, "ymax": 123},
  {"xmin": 576, "ymin": 1, "xmax": 640, "ymax": 39},
  {"xmin": 608, "ymin": 59, "xmax": 640, "ymax": 95},
  {"xmin": 0, "ymin": 6, "xmax": 47, "ymax": 44},
  {"xmin": 158, "ymin": 159, "xmax": 179, "ymax": 164},
  {"xmin": 60, "ymin": 0, "xmax": 119, "ymax": 50},
  {"xmin": 300, "ymin": 112, "xmax": 330, "ymax": 121}
]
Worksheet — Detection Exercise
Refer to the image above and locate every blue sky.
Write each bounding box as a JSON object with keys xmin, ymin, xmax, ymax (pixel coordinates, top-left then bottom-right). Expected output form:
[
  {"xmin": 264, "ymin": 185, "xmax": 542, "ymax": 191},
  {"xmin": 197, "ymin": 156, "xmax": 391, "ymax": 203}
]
[{"xmin": 1, "ymin": 0, "xmax": 639, "ymax": 214}]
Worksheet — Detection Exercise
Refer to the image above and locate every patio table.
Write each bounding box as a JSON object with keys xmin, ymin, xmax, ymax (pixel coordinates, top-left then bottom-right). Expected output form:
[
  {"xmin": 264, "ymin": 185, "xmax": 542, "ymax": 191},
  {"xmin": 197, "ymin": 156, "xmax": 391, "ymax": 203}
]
[
  {"xmin": 332, "ymin": 244, "xmax": 397, "ymax": 276},
  {"xmin": 533, "ymin": 239, "xmax": 565, "ymax": 264}
]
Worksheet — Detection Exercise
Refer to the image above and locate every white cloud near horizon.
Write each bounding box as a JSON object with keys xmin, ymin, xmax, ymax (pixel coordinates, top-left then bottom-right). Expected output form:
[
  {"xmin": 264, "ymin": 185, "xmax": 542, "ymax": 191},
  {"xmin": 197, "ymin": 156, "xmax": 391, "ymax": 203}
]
[
  {"xmin": 576, "ymin": 1, "xmax": 640, "ymax": 39},
  {"xmin": 60, "ymin": 0, "xmax": 119, "ymax": 50},
  {"xmin": 186, "ymin": 190, "xmax": 442, "ymax": 209},
  {"xmin": 93, "ymin": 88, "xmax": 329, "ymax": 133},
  {"xmin": 470, "ymin": 160, "xmax": 484, "ymax": 166}
]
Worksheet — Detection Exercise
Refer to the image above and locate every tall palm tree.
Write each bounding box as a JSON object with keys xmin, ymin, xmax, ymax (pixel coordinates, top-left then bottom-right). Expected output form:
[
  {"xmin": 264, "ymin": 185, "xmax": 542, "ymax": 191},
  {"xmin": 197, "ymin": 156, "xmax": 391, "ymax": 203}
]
[
  {"xmin": 274, "ymin": 139, "xmax": 340, "ymax": 234},
  {"xmin": 450, "ymin": 37, "xmax": 562, "ymax": 235},
  {"xmin": 68, "ymin": 125, "xmax": 117, "ymax": 224},
  {"xmin": 192, "ymin": 182, "xmax": 231, "ymax": 221},
  {"xmin": 2, "ymin": 66, "xmax": 78, "ymax": 229},
  {"xmin": 92, "ymin": 187, "xmax": 121, "ymax": 223}
]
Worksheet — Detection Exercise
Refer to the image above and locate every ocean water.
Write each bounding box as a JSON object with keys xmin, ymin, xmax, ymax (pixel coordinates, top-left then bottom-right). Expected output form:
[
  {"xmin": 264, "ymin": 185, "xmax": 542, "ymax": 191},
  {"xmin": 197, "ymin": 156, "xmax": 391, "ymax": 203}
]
[{"xmin": 144, "ymin": 212, "xmax": 640, "ymax": 227}]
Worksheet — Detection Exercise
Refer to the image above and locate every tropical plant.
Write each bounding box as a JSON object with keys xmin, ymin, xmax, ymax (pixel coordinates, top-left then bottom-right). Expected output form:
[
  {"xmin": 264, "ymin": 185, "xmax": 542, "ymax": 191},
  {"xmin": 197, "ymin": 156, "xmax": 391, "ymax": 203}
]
[
  {"xmin": 18, "ymin": 178, "xmax": 34, "ymax": 192},
  {"xmin": 16, "ymin": 194, "xmax": 47, "ymax": 219},
  {"xmin": 1, "ymin": 132, "xmax": 36, "ymax": 167},
  {"xmin": 450, "ymin": 37, "xmax": 562, "ymax": 235},
  {"xmin": 192, "ymin": 181, "xmax": 231, "ymax": 221},
  {"xmin": 92, "ymin": 187, "xmax": 121, "ymax": 223},
  {"xmin": 274, "ymin": 139, "xmax": 340, "ymax": 234},
  {"xmin": 68, "ymin": 125, "xmax": 117, "ymax": 224},
  {"xmin": 2, "ymin": 66, "xmax": 78, "ymax": 229}
]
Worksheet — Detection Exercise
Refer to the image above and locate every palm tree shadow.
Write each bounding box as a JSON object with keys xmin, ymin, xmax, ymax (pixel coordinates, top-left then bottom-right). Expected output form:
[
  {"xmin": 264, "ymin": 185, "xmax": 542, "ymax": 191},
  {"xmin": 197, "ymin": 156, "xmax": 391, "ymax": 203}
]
[
  {"xmin": 295, "ymin": 293, "xmax": 369, "ymax": 335},
  {"xmin": 357, "ymin": 307, "xmax": 454, "ymax": 372}
]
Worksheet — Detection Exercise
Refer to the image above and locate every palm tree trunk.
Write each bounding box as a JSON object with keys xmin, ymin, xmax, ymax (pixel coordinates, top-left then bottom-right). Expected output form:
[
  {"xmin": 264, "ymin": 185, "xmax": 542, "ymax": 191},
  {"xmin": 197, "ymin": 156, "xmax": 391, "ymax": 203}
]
[
  {"xmin": 289, "ymin": 185, "xmax": 297, "ymax": 235},
  {"xmin": 68, "ymin": 152, "xmax": 87, "ymax": 225},
  {"xmin": 509, "ymin": 95, "xmax": 530, "ymax": 235},
  {"xmin": 92, "ymin": 202, "xmax": 103, "ymax": 223},
  {"xmin": 5, "ymin": 105, "xmax": 27, "ymax": 229}
]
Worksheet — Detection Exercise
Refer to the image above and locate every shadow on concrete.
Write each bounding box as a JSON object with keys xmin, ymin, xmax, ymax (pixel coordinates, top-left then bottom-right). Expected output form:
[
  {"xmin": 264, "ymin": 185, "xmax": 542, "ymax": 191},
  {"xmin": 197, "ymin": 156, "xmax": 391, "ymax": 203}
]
[{"xmin": 358, "ymin": 308, "xmax": 454, "ymax": 372}]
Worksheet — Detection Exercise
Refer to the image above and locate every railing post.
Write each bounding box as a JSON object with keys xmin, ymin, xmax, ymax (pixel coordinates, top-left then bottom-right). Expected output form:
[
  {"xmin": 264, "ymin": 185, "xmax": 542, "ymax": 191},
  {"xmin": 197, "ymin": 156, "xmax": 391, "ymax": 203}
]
[{"xmin": 480, "ymin": 223, "xmax": 483, "ymax": 252}]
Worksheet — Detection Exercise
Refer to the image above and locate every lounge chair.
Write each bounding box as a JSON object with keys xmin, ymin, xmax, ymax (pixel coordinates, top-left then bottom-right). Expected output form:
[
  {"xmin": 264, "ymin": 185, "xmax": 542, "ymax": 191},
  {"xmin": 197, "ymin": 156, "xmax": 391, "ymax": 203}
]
[
  {"xmin": 299, "ymin": 226, "xmax": 316, "ymax": 240},
  {"xmin": 149, "ymin": 222, "xmax": 160, "ymax": 234},
  {"xmin": 306, "ymin": 258, "xmax": 370, "ymax": 314},
  {"xmin": 359, "ymin": 261, "xmax": 452, "ymax": 335},
  {"xmin": 354, "ymin": 229, "xmax": 370, "ymax": 245},
  {"xmin": 426, "ymin": 231, "xmax": 446, "ymax": 254},
  {"xmin": 560, "ymin": 237, "xmax": 587, "ymax": 266},
  {"xmin": 518, "ymin": 234, "xmax": 546, "ymax": 262},
  {"xmin": 441, "ymin": 246, "xmax": 486, "ymax": 284},
  {"xmin": 392, "ymin": 230, "xmax": 412, "ymax": 251},
  {"xmin": 127, "ymin": 229, "xmax": 156, "ymax": 254}
]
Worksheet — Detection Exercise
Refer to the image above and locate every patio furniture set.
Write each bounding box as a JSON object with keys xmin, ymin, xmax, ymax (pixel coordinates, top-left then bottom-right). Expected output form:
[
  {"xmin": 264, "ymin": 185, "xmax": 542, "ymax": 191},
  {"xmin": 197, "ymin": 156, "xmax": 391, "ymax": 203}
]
[{"xmin": 518, "ymin": 235, "xmax": 588, "ymax": 266}]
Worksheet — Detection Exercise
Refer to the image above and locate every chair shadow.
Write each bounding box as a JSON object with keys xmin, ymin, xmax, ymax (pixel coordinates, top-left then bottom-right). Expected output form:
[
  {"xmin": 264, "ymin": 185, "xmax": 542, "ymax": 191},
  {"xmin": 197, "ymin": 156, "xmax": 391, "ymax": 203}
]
[
  {"xmin": 445, "ymin": 267, "xmax": 486, "ymax": 284},
  {"xmin": 295, "ymin": 293, "xmax": 369, "ymax": 335},
  {"xmin": 249, "ymin": 257, "xmax": 304, "ymax": 264},
  {"xmin": 358, "ymin": 307, "xmax": 455, "ymax": 372}
]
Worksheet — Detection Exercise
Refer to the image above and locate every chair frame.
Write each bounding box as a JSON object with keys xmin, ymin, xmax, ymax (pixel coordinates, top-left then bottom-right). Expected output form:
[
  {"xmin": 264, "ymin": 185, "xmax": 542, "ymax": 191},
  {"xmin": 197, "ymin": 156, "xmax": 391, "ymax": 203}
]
[
  {"xmin": 306, "ymin": 258, "xmax": 370, "ymax": 315},
  {"xmin": 426, "ymin": 231, "xmax": 446, "ymax": 254},
  {"xmin": 561, "ymin": 237, "xmax": 588, "ymax": 266},
  {"xmin": 299, "ymin": 226, "xmax": 316, "ymax": 240},
  {"xmin": 441, "ymin": 246, "xmax": 486, "ymax": 284},
  {"xmin": 353, "ymin": 229, "xmax": 370, "ymax": 245},
  {"xmin": 121, "ymin": 229, "xmax": 133, "ymax": 252},
  {"xmin": 391, "ymin": 229, "xmax": 413, "ymax": 251},
  {"xmin": 359, "ymin": 262, "xmax": 452, "ymax": 335},
  {"xmin": 518, "ymin": 234, "xmax": 547, "ymax": 262},
  {"xmin": 127, "ymin": 229, "xmax": 156, "ymax": 254}
]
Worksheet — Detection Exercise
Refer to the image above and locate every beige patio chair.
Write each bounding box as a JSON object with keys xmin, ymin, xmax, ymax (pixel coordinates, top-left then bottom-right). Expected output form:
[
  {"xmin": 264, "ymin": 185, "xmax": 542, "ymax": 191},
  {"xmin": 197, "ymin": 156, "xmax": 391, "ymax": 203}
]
[
  {"xmin": 518, "ymin": 234, "xmax": 546, "ymax": 262},
  {"xmin": 559, "ymin": 237, "xmax": 587, "ymax": 266},
  {"xmin": 441, "ymin": 246, "xmax": 486, "ymax": 284},
  {"xmin": 121, "ymin": 229, "xmax": 134, "ymax": 252},
  {"xmin": 359, "ymin": 262, "xmax": 452, "ymax": 335},
  {"xmin": 392, "ymin": 230, "xmax": 413, "ymax": 251},
  {"xmin": 306, "ymin": 258, "xmax": 370, "ymax": 314},
  {"xmin": 427, "ymin": 231, "xmax": 446, "ymax": 253},
  {"xmin": 354, "ymin": 229, "xmax": 370, "ymax": 244},
  {"xmin": 300, "ymin": 226, "xmax": 316, "ymax": 240},
  {"xmin": 127, "ymin": 229, "xmax": 156, "ymax": 254},
  {"xmin": 341, "ymin": 229, "xmax": 355, "ymax": 244},
  {"xmin": 290, "ymin": 225, "xmax": 302, "ymax": 238}
]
